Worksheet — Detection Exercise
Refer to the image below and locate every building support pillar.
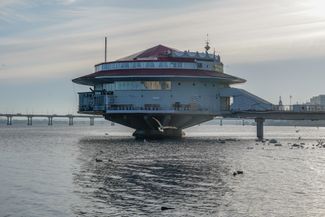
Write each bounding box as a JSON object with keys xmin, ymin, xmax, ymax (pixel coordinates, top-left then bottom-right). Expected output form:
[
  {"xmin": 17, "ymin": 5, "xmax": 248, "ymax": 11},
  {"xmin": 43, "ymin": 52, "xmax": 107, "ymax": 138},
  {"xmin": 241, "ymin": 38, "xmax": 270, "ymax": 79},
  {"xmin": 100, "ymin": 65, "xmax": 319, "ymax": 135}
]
[
  {"xmin": 255, "ymin": 118, "xmax": 265, "ymax": 141},
  {"xmin": 7, "ymin": 116, "xmax": 12, "ymax": 125},
  {"xmin": 48, "ymin": 117, "xmax": 53, "ymax": 126},
  {"xmin": 133, "ymin": 129, "xmax": 184, "ymax": 140},
  {"xmin": 68, "ymin": 117, "xmax": 73, "ymax": 126},
  {"xmin": 27, "ymin": 116, "xmax": 32, "ymax": 126},
  {"xmin": 90, "ymin": 117, "xmax": 94, "ymax": 126}
]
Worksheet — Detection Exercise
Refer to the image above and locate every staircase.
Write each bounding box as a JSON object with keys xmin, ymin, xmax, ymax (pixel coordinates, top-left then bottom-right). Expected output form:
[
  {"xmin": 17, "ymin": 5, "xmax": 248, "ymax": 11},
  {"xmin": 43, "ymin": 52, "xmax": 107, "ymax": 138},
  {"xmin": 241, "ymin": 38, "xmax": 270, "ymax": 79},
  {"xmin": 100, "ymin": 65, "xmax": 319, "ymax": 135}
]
[{"xmin": 220, "ymin": 88, "xmax": 273, "ymax": 112}]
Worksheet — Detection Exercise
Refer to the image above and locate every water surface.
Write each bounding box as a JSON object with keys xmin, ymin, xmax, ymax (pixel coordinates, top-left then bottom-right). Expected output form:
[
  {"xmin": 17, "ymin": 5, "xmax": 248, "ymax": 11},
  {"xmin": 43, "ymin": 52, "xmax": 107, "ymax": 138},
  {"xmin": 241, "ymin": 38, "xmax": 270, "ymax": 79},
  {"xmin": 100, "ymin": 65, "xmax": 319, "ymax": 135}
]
[{"xmin": 1, "ymin": 124, "xmax": 325, "ymax": 216}]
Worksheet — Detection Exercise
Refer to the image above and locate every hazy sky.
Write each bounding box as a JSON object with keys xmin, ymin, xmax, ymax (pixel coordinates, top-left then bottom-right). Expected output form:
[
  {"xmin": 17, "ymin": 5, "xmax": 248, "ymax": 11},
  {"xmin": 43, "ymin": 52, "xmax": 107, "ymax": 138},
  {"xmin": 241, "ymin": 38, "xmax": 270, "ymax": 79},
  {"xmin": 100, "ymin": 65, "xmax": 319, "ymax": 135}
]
[{"xmin": 1, "ymin": 0, "xmax": 325, "ymax": 114}]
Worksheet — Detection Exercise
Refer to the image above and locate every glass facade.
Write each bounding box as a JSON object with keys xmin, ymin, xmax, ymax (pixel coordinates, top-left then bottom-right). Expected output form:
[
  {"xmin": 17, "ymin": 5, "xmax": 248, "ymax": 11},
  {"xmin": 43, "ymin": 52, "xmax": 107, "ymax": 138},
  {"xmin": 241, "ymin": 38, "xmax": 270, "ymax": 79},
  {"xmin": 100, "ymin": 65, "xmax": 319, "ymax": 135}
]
[
  {"xmin": 95, "ymin": 61, "xmax": 197, "ymax": 72},
  {"xmin": 103, "ymin": 81, "xmax": 171, "ymax": 91}
]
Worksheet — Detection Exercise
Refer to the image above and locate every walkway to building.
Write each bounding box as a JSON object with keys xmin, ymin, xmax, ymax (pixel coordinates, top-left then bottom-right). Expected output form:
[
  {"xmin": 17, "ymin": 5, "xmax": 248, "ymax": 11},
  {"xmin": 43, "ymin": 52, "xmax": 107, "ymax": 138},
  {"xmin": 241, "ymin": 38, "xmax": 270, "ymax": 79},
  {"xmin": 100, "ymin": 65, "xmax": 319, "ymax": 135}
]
[{"xmin": 226, "ymin": 109, "xmax": 325, "ymax": 140}]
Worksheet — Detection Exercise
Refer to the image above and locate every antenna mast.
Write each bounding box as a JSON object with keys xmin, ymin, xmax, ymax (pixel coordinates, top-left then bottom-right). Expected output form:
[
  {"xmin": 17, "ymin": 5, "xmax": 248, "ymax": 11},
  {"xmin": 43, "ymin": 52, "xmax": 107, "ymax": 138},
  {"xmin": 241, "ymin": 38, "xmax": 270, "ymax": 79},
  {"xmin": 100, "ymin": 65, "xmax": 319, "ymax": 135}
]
[
  {"xmin": 205, "ymin": 33, "xmax": 210, "ymax": 52},
  {"xmin": 104, "ymin": 36, "xmax": 107, "ymax": 62}
]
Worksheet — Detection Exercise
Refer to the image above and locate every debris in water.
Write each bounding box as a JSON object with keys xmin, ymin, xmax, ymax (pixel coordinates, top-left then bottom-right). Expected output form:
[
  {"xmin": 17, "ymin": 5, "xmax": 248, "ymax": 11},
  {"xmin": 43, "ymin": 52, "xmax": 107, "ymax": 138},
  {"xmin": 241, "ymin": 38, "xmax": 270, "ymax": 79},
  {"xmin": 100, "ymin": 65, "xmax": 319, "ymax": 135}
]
[
  {"xmin": 233, "ymin": 170, "xmax": 244, "ymax": 176},
  {"xmin": 161, "ymin": 206, "xmax": 174, "ymax": 211},
  {"xmin": 269, "ymin": 139, "xmax": 277, "ymax": 144},
  {"xmin": 274, "ymin": 143, "xmax": 282, "ymax": 147},
  {"xmin": 95, "ymin": 158, "xmax": 103, "ymax": 162}
]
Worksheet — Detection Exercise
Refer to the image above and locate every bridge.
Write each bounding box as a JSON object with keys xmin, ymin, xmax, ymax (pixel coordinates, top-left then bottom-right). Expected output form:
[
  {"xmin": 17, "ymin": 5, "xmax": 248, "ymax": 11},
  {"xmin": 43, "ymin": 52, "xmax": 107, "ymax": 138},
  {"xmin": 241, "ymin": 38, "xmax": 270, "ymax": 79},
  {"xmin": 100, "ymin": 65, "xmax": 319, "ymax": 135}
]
[
  {"xmin": 225, "ymin": 109, "xmax": 325, "ymax": 140},
  {"xmin": 0, "ymin": 113, "xmax": 103, "ymax": 126},
  {"xmin": 221, "ymin": 88, "xmax": 325, "ymax": 140}
]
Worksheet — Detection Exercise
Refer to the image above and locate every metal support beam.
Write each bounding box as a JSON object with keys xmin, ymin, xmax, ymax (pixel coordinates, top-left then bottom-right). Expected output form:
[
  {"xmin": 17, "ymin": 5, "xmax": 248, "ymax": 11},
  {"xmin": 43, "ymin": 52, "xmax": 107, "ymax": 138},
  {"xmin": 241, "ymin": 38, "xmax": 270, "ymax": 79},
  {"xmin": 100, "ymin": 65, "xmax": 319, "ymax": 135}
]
[
  {"xmin": 255, "ymin": 118, "xmax": 264, "ymax": 141},
  {"xmin": 90, "ymin": 117, "xmax": 94, "ymax": 126},
  {"xmin": 68, "ymin": 117, "xmax": 73, "ymax": 126}
]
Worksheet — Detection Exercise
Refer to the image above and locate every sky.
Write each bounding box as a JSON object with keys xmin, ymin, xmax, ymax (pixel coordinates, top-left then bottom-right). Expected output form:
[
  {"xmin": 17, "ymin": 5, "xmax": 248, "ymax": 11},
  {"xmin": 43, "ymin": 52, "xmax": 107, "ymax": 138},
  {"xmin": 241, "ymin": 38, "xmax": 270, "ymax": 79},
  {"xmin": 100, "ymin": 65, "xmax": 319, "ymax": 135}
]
[{"xmin": 1, "ymin": 0, "xmax": 325, "ymax": 114}]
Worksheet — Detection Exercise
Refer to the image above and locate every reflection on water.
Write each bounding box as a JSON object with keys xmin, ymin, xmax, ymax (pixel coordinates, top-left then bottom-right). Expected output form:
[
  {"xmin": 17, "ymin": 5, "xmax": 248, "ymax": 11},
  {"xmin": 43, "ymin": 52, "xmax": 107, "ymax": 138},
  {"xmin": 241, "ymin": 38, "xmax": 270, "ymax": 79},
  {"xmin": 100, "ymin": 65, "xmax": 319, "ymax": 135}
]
[
  {"xmin": 2, "ymin": 125, "xmax": 325, "ymax": 216},
  {"xmin": 73, "ymin": 137, "xmax": 232, "ymax": 216}
]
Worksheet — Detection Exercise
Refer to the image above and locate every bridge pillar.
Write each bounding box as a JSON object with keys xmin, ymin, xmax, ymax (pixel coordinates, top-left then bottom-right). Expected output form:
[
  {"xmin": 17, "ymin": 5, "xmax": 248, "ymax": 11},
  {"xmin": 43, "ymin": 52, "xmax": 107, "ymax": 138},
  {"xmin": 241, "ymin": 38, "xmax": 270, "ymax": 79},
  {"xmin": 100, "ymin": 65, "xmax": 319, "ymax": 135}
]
[
  {"xmin": 27, "ymin": 116, "xmax": 32, "ymax": 126},
  {"xmin": 90, "ymin": 117, "xmax": 94, "ymax": 126},
  {"xmin": 7, "ymin": 116, "xmax": 12, "ymax": 125},
  {"xmin": 68, "ymin": 117, "xmax": 73, "ymax": 126},
  {"xmin": 48, "ymin": 117, "xmax": 53, "ymax": 126},
  {"xmin": 255, "ymin": 118, "xmax": 264, "ymax": 141},
  {"xmin": 220, "ymin": 119, "xmax": 223, "ymax": 126}
]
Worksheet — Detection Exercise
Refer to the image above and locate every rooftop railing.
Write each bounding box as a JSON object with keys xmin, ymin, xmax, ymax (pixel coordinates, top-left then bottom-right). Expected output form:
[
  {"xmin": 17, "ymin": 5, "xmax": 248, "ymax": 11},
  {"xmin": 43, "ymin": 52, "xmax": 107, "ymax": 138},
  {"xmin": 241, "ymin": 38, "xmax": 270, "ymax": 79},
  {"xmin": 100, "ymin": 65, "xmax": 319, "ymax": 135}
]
[{"xmin": 272, "ymin": 104, "xmax": 325, "ymax": 112}]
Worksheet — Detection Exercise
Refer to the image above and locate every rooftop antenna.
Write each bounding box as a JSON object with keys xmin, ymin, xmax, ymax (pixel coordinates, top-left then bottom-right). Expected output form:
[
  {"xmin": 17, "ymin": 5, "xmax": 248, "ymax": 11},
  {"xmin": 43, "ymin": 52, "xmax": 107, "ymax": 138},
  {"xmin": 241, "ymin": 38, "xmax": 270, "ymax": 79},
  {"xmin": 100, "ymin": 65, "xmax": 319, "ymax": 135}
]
[
  {"xmin": 205, "ymin": 33, "xmax": 210, "ymax": 52},
  {"xmin": 104, "ymin": 36, "xmax": 108, "ymax": 62}
]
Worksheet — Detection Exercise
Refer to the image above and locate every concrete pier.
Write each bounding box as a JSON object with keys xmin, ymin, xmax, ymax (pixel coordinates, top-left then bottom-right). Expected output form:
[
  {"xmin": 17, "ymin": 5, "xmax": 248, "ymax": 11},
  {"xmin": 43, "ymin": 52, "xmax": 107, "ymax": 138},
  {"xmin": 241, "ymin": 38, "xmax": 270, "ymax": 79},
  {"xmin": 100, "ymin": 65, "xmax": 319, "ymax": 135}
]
[
  {"xmin": 48, "ymin": 117, "xmax": 53, "ymax": 126},
  {"xmin": 255, "ymin": 118, "xmax": 264, "ymax": 141},
  {"xmin": 90, "ymin": 117, "xmax": 95, "ymax": 126},
  {"xmin": 68, "ymin": 117, "xmax": 74, "ymax": 126},
  {"xmin": 27, "ymin": 116, "xmax": 32, "ymax": 126},
  {"xmin": 7, "ymin": 116, "xmax": 12, "ymax": 125}
]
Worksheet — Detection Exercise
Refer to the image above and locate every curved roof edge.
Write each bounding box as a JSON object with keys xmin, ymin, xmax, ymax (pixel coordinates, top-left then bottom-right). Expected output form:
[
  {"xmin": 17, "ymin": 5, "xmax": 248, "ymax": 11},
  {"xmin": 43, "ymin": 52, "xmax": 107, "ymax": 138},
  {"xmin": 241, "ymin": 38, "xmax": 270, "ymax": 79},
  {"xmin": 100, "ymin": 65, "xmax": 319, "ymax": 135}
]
[{"xmin": 72, "ymin": 69, "xmax": 246, "ymax": 85}]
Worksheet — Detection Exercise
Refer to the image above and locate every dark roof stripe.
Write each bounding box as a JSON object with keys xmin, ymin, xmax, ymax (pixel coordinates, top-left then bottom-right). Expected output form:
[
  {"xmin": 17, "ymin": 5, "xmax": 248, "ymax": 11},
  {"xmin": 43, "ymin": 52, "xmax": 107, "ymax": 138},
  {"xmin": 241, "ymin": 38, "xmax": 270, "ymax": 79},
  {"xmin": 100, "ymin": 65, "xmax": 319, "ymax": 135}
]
[{"xmin": 73, "ymin": 68, "xmax": 245, "ymax": 84}]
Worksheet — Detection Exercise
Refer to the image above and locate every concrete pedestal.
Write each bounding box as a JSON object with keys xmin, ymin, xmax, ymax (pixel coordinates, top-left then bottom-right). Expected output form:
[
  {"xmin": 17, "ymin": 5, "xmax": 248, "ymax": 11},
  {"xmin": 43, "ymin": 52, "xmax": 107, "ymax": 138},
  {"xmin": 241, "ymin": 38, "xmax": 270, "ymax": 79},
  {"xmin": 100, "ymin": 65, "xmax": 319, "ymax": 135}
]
[
  {"xmin": 133, "ymin": 129, "xmax": 184, "ymax": 140},
  {"xmin": 255, "ymin": 118, "xmax": 265, "ymax": 141}
]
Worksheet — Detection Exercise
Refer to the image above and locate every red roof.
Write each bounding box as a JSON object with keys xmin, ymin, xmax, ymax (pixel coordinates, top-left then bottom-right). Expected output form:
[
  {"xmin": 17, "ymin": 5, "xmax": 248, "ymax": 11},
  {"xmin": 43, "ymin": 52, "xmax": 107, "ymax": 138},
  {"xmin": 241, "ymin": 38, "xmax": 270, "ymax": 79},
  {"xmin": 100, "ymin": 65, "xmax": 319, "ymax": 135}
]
[{"xmin": 117, "ymin": 45, "xmax": 178, "ymax": 61}]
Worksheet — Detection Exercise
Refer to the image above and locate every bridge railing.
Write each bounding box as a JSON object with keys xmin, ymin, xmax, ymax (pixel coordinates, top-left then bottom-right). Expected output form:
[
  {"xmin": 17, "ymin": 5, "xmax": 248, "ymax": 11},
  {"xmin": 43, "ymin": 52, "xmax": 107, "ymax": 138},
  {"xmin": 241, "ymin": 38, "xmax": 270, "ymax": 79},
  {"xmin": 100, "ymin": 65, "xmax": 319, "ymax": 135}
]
[{"xmin": 272, "ymin": 104, "xmax": 325, "ymax": 112}]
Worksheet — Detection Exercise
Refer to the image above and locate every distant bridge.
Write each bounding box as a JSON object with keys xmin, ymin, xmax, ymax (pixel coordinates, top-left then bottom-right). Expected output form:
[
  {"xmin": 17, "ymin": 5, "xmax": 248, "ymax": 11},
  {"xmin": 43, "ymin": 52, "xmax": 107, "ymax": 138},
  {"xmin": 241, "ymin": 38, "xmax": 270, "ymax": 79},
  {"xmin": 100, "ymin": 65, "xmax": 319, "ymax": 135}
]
[{"xmin": 0, "ymin": 113, "xmax": 103, "ymax": 126}]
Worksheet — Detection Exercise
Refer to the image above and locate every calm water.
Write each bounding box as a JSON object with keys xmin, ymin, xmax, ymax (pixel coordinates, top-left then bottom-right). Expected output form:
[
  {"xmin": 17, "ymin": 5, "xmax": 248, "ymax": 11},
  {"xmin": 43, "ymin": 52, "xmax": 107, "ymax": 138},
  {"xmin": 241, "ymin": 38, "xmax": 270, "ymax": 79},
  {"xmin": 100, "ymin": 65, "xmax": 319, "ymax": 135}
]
[{"xmin": 1, "ymin": 123, "xmax": 325, "ymax": 216}]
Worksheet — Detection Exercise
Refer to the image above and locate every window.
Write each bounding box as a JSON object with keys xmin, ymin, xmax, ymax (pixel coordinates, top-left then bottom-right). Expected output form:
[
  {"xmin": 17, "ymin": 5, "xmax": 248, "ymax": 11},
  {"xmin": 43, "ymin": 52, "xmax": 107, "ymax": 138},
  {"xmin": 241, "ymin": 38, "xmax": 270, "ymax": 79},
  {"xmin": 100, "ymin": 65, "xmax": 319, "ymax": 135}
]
[
  {"xmin": 103, "ymin": 81, "xmax": 171, "ymax": 91},
  {"xmin": 95, "ymin": 61, "xmax": 198, "ymax": 72},
  {"xmin": 94, "ymin": 84, "xmax": 103, "ymax": 90},
  {"xmin": 145, "ymin": 62, "xmax": 154, "ymax": 68}
]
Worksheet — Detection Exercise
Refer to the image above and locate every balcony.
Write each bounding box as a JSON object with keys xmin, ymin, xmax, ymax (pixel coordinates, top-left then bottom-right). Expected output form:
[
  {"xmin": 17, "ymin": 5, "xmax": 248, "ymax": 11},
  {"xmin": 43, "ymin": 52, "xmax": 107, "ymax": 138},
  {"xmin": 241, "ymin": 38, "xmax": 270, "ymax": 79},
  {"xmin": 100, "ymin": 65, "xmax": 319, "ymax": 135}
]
[
  {"xmin": 78, "ymin": 92, "xmax": 114, "ymax": 113},
  {"xmin": 78, "ymin": 92, "xmax": 211, "ymax": 114}
]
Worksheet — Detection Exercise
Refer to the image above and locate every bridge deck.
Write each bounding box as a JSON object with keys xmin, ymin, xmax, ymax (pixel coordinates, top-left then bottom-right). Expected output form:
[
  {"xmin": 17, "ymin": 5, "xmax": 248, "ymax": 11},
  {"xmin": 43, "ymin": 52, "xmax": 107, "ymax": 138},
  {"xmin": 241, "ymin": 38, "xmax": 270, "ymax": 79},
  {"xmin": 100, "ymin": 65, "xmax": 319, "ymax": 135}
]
[
  {"xmin": 0, "ymin": 114, "xmax": 102, "ymax": 118},
  {"xmin": 225, "ymin": 111, "xmax": 325, "ymax": 120}
]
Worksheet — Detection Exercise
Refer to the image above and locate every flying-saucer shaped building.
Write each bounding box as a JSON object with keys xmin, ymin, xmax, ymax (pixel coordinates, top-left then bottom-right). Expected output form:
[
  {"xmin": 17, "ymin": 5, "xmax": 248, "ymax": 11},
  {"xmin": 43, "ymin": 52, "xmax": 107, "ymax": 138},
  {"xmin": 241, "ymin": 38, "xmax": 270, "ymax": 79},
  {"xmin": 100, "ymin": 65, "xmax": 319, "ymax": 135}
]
[{"xmin": 73, "ymin": 43, "xmax": 272, "ymax": 139}]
